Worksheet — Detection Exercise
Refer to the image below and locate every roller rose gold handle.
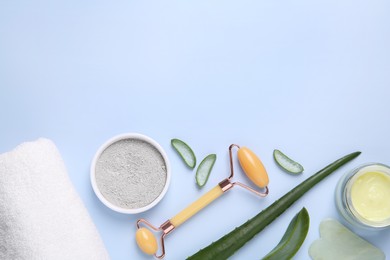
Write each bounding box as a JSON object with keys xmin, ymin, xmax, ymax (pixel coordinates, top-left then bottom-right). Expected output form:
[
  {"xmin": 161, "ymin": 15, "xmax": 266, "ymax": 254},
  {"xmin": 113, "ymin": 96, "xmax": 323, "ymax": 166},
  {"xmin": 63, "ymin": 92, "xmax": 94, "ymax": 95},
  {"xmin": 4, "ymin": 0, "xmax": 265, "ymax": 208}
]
[{"xmin": 135, "ymin": 144, "xmax": 269, "ymax": 259}]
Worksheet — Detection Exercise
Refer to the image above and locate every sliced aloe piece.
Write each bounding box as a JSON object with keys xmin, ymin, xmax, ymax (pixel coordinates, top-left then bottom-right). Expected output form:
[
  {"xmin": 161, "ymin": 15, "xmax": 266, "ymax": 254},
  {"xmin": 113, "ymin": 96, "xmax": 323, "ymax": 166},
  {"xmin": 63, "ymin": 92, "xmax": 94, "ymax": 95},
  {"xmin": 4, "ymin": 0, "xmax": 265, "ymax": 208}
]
[
  {"xmin": 273, "ymin": 149, "xmax": 304, "ymax": 174},
  {"xmin": 262, "ymin": 207, "xmax": 310, "ymax": 260},
  {"xmin": 196, "ymin": 154, "xmax": 216, "ymax": 187},
  {"xmin": 171, "ymin": 139, "xmax": 197, "ymax": 169}
]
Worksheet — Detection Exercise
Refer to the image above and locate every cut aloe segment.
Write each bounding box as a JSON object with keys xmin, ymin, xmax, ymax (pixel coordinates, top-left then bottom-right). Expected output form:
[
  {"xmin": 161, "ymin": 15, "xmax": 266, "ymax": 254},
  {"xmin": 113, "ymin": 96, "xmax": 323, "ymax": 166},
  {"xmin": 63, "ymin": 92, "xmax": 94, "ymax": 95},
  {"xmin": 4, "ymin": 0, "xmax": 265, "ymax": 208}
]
[
  {"xmin": 196, "ymin": 154, "xmax": 217, "ymax": 187},
  {"xmin": 171, "ymin": 139, "xmax": 197, "ymax": 169},
  {"xmin": 273, "ymin": 149, "xmax": 304, "ymax": 174}
]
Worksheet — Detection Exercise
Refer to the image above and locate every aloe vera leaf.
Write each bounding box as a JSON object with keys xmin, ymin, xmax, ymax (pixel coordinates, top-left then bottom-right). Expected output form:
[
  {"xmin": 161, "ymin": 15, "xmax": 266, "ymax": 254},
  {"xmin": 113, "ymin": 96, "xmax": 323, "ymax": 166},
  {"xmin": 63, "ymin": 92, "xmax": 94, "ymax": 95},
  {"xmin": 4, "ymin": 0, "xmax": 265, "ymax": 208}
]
[
  {"xmin": 187, "ymin": 151, "xmax": 360, "ymax": 260},
  {"xmin": 262, "ymin": 207, "xmax": 309, "ymax": 260}
]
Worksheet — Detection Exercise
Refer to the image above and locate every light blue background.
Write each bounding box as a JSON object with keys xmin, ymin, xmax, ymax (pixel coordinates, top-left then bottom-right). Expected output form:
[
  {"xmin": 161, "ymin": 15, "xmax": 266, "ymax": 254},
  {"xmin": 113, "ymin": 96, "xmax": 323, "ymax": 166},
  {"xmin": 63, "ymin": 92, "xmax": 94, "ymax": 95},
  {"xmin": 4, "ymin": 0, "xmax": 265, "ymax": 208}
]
[{"xmin": 1, "ymin": 0, "xmax": 390, "ymax": 259}]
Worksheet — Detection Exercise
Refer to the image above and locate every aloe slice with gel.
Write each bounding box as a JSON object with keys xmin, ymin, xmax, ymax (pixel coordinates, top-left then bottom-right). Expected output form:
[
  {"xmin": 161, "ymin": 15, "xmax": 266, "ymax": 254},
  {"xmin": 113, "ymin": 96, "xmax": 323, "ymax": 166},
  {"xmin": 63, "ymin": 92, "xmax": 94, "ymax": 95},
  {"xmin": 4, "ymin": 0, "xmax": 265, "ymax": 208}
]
[
  {"xmin": 196, "ymin": 154, "xmax": 216, "ymax": 187},
  {"xmin": 171, "ymin": 138, "xmax": 197, "ymax": 169},
  {"xmin": 273, "ymin": 149, "xmax": 304, "ymax": 174}
]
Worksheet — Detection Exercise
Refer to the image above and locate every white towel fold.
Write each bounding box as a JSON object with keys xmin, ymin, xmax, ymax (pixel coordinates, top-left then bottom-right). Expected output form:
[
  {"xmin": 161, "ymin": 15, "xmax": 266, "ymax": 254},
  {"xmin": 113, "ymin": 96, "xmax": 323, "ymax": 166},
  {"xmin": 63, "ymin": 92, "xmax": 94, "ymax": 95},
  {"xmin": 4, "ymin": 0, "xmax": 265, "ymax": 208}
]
[{"xmin": 0, "ymin": 138, "xmax": 110, "ymax": 260}]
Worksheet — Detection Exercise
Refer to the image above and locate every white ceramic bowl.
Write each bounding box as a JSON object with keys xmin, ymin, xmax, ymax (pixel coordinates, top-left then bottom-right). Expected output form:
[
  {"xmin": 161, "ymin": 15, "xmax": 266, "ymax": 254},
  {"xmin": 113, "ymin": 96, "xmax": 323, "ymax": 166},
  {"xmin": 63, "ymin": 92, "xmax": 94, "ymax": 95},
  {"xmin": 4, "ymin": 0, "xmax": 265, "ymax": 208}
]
[{"xmin": 90, "ymin": 133, "xmax": 171, "ymax": 214}]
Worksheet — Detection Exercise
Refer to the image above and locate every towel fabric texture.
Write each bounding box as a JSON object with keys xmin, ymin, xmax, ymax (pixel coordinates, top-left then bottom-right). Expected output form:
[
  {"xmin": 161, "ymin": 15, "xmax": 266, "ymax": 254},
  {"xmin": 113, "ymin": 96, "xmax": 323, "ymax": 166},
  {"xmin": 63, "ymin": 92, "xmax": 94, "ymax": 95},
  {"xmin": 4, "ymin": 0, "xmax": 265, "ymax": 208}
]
[{"xmin": 0, "ymin": 138, "xmax": 110, "ymax": 260}]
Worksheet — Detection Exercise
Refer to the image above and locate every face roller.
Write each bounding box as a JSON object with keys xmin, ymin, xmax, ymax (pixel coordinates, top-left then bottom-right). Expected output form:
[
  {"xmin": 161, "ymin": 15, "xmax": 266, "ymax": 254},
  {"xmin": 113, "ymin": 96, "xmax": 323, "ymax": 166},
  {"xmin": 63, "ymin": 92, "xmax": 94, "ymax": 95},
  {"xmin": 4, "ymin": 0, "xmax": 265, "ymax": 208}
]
[{"xmin": 135, "ymin": 144, "xmax": 269, "ymax": 258}]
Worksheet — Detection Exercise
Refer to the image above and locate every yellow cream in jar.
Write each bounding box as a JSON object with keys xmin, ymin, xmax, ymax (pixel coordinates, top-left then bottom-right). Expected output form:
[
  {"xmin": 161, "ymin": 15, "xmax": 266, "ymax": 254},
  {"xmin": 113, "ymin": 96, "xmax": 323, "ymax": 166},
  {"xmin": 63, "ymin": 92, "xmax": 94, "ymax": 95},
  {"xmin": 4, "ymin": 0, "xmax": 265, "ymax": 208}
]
[{"xmin": 350, "ymin": 171, "xmax": 390, "ymax": 222}]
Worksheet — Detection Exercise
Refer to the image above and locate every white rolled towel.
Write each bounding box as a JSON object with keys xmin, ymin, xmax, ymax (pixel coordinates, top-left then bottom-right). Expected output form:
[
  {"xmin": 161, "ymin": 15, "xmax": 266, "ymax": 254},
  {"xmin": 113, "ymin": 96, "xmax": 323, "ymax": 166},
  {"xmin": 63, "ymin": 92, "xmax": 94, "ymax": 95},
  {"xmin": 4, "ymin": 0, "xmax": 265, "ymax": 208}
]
[{"xmin": 0, "ymin": 138, "xmax": 110, "ymax": 260}]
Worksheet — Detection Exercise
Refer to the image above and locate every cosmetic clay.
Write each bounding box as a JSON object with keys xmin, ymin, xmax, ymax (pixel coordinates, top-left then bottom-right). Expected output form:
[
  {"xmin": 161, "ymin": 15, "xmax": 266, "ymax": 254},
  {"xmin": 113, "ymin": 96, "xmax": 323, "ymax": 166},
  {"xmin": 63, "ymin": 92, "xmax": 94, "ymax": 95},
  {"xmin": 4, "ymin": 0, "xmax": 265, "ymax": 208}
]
[{"xmin": 92, "ymin": 134, "xmax": 170, "ymax": 213}]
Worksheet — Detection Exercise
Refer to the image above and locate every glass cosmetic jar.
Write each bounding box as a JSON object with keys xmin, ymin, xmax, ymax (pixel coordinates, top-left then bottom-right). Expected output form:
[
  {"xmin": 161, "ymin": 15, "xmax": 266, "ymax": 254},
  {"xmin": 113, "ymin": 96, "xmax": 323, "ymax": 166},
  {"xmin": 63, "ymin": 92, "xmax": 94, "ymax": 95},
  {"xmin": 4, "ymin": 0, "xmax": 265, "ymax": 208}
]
[{"xmin": 335, "ymin": 163, "xmax": 390, "ymax": 230}]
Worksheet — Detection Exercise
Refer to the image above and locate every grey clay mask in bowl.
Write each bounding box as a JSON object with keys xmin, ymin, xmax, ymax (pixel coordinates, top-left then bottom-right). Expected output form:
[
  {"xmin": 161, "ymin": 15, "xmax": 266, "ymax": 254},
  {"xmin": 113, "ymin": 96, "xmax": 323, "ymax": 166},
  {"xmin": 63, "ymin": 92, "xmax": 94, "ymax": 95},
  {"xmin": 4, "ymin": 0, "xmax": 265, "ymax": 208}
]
[{"xmin": 90, "ymin": 133, "xmax": 171, "ymax": 214}]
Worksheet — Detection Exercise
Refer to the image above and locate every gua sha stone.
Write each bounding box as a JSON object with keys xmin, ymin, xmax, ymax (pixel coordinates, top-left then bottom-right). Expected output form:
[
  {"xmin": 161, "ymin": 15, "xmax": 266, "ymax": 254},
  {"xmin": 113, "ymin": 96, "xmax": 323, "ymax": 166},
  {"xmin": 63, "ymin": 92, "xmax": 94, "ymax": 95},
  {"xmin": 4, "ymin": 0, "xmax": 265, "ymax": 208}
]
[{"xmin": 309, "ymin": 219, "xmax": 385, "ymax": 260}]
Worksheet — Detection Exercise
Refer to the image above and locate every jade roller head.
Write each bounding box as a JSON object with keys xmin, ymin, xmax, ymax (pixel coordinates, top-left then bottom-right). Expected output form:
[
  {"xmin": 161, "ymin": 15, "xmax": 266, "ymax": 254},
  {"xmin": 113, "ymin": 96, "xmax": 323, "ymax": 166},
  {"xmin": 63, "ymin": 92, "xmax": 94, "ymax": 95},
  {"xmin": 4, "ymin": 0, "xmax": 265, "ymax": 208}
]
[{"xmin": 136, "ymin": 144, "xmax": 269, "ymax": 258}]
